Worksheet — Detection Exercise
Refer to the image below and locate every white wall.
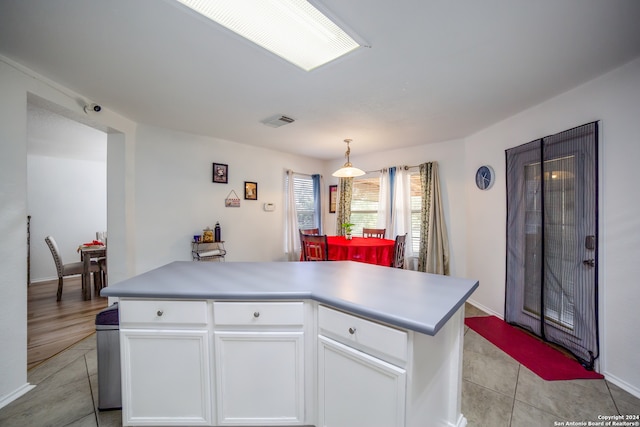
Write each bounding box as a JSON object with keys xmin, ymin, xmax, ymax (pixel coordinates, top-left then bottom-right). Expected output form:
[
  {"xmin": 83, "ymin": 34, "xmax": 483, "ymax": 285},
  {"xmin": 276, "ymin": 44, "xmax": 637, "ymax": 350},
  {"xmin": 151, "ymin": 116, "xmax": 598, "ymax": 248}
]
[
  {"xmin": 0, "ymin": 59, "xmax": 31, "ymax": 407},
  {"xmin": 27, "ymin": 155, "xmax": 106, "ymax": 281},
  {"xmin": 132, "ymin": 125, "xmax": 325, "ymax": 273},
  {"xmin": 0, "ymin": 56, "xmax": 137, "ymax": 407},
  {"xmin": 464, "ymin": 57, "xmax": 640, "ymax": 396}
]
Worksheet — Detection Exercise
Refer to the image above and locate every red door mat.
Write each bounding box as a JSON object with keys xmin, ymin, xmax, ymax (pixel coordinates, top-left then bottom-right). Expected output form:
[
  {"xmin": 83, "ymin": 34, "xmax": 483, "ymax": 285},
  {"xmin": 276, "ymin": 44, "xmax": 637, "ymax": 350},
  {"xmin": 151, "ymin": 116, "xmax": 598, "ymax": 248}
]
[{"xmin": 465, "ymin": 316, "xmax": 604, "ymax": 381}]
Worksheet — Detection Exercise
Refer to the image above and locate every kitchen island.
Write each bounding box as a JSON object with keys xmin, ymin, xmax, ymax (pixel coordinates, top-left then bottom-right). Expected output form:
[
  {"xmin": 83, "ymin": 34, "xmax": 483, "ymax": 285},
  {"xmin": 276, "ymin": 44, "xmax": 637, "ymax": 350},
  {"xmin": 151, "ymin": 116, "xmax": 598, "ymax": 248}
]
[{"xmin": 102, "ymin": 260, "xmax": 478, "ymax": 427}]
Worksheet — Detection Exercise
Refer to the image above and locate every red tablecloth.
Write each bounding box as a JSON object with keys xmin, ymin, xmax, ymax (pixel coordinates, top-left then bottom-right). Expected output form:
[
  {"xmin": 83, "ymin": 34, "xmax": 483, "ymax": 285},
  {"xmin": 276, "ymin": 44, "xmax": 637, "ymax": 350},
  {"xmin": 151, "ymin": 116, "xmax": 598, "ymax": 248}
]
[{"xmin": 327, "ymin": 236, "xmax": 395, "ymax": 266}]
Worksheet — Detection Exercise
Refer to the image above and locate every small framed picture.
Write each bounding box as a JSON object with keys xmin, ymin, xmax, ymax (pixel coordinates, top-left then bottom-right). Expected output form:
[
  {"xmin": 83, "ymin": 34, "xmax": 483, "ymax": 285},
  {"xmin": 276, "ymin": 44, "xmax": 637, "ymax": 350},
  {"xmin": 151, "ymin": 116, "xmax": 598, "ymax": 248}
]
[
  {"xmin": 213, "ymin": 163, "xmax": 228, "ymax": 183},
  {"xmin": 244, "ymin": 181, "xmax": 258, "ymax": 200},
  {"xmin": 329, "ymin": 185, "xmax": 337, "ymax": 213}
]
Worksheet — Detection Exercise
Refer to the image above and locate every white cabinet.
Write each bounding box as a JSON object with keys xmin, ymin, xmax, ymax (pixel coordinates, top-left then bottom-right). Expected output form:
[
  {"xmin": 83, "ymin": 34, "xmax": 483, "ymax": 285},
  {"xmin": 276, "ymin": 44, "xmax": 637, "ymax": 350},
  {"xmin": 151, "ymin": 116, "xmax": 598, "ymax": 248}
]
[
  {"xmin": 318, "ymin": 336, "xmax": 406, "ymax": 427},
  {"xmin": 119, "ymin": 300, "xmax": 212, "ymax": 426},
  {"xmin": 213, "ymin": 302, "xmax": 306, "ymax": 425},
  {"xmin": 318, "ymin": 305, "xmax": 407, "ymax": 427},
  {"xmin": 116, "ymin": 298, "xmax": 466, "ymax": 427}
]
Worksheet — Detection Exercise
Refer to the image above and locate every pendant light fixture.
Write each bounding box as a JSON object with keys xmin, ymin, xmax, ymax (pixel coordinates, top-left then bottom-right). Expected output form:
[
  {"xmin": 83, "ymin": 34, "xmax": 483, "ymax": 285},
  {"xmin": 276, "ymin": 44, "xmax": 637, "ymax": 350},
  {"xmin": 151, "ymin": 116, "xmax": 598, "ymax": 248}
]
[{"xmin": 332, "ymin": 139, "xmax": 365, "ymax": 177}]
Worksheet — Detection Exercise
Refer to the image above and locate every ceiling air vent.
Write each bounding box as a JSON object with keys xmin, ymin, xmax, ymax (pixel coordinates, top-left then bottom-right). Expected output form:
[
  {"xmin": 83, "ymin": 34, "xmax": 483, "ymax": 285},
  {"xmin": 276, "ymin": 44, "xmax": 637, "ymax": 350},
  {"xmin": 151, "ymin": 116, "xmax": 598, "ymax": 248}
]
[{"xmin": 261, "ymin": 114, "xmax": 295, "ymax": 128}]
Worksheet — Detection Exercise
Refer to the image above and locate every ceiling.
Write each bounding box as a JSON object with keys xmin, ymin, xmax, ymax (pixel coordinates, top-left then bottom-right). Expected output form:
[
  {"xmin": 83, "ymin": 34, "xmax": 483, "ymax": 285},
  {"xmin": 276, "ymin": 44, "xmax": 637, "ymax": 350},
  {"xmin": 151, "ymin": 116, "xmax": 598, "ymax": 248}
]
[{"xmin": 2, "ymin": 0, "xmax": 640, "ymax": 160}]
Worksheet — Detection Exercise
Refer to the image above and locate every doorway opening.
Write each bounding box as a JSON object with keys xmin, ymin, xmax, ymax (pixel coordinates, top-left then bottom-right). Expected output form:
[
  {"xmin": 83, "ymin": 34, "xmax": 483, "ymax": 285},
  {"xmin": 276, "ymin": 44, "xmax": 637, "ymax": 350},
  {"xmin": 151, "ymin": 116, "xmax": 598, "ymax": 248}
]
[{"xmin": 26, "ymin": 95, "xmax": 108, "ymax": 368}]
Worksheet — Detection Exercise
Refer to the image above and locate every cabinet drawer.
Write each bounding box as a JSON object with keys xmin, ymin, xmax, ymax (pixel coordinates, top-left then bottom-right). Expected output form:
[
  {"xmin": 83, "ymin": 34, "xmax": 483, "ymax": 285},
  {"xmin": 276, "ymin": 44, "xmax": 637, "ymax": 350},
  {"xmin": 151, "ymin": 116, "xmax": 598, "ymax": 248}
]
[
  {"xmin": 214, "ymin": 301, "xmax": 304, "ymax": 326},
  {"xmin": 119, "ymin": 299, "xmax": 208, "ymax": 327},
  {"xmin": 318, "ymin": 305, "xmax": 408, "ymax": 364}
]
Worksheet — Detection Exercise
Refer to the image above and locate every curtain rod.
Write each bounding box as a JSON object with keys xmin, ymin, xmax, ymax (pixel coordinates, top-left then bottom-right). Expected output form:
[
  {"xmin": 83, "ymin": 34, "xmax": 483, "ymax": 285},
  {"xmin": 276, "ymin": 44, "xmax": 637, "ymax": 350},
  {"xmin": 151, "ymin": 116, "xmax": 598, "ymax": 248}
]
[
  {"xmin": 365, "ymin": 164, "xmax": 421, "ymax": 173},
  {"xmin": 289, "ymin": 170, "xmax": 322, "ymax": 178}
]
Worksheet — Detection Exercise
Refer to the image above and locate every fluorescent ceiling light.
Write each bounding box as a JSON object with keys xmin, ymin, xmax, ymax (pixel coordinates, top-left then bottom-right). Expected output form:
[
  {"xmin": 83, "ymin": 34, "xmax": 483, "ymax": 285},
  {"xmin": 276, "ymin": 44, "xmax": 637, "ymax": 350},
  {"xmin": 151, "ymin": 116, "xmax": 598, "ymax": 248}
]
[{"xmin": 176, "ymin": 0, "xmax": 361, "ymax": 71}]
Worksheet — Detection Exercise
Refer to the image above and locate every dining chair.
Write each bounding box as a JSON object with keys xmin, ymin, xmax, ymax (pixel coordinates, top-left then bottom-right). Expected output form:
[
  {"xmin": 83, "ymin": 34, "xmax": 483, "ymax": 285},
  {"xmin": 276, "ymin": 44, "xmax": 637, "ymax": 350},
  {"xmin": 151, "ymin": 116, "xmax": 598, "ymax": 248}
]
[
  {"xmin": 45, "ymin": 235, "xmax": 102, "ymax": 301},
  {"xmin": 94, "ymin": 231, "xmax": 108, "ymax": 290},
  {"xmin": 363, "ymin": 228, "xmax": 386, "ymax": 238},
  {"xmin": 392, "ymin": 234, "xmax": 407, "ymax": 269},
  {"xmin": 299, "ymin": 228, "xmax": 320, "ymax": 261},
  {"xmin": 301, "ymin": 234, "xmax": 329, "ymax": 261}
]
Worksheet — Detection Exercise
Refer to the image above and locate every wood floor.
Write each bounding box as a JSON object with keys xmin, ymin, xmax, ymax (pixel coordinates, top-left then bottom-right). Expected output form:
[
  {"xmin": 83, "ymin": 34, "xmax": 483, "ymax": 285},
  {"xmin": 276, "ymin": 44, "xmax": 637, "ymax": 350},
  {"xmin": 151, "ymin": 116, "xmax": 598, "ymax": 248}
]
[{"xmin": 27, "ymin": 276, "xmax": 108, "ymax": 370}]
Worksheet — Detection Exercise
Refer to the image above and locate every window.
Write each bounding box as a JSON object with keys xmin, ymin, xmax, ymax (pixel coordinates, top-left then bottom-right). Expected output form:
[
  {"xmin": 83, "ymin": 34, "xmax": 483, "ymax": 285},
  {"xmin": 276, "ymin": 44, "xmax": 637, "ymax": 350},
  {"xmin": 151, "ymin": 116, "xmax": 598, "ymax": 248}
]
[
  {"xmin": 290, "ymin": 174, "xmax": 317, "ymax": 229},
  {"xmin": 350, "ymin": 176, "xmax": 380, "ymax": 236},
  {"xmin": 409, "ymin": 172, "xmax": 422, "ymax": 253},
  {"xmin": 350, "ymin": 172, "xmax": 422, "ymax": 252}
]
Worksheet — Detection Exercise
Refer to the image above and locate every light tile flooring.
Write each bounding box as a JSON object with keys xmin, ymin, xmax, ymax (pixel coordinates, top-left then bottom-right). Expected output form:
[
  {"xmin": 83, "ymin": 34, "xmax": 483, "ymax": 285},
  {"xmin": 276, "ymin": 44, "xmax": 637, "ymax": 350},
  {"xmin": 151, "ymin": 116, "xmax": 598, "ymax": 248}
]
[{"xmin": 1, "ymin": 304, "xmax": 639, "ymax": 426}]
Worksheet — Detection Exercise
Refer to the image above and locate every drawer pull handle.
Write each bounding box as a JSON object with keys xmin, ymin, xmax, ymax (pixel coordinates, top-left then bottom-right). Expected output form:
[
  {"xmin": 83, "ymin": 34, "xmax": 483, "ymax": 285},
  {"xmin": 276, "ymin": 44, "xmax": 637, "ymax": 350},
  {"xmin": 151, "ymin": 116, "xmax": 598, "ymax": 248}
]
[
  {"xmin": 348, "ymin": 327, "xmax": 356, "ymax": 335},
  {"xmin": 157, "ymin": 310, "xmax": 163, "ymax": 317},
  {"xmin": 253, "ymin": 311, "xmax": 260, "ymax": 318}
]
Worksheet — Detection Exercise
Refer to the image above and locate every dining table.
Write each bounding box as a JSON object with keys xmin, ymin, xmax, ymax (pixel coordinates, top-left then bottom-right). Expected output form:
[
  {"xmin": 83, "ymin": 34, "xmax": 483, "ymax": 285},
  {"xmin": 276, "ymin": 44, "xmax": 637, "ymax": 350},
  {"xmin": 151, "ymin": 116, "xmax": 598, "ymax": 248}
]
[
  {"xmin": 327, "ymin": 235, "xmax": 395, "ymax": 266},
  {"xmin": 79, "ymin": 243, "xmax": 106, "ymax": 300}
]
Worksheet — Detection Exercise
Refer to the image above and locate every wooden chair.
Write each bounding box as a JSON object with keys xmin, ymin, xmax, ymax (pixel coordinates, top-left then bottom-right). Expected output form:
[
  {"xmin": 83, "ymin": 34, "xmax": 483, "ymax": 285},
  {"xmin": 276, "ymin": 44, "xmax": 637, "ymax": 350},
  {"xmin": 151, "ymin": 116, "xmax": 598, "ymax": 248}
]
[
  {"xmin": 392, "ymin": 234, "xmax": 407, "ymax": 269},
  {"xmin": 299, "ymin": 228, "xmax": 320, "ymax": 261},
  {"xmin": 45, "ymin": 235, "xmax": 101, "ymax": 301},
  {"xmin": 363, "ymin": 228, "xmax": 386, "ymax": 238},
  {"xmin": 301, "ymin": 234, "xmax": 329, "ymax": 261},
  {"xmin": 95, "ymin": 232, "xmax": 108, "ymax": 291}
]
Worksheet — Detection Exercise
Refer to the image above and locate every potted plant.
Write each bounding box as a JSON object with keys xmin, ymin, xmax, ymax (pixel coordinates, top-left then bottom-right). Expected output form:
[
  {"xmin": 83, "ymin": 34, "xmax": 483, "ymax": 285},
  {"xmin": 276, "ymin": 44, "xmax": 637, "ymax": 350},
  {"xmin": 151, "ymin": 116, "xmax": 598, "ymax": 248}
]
[{"xmin": 342, "ymin": 222, "xmax": 355, "ymax": 240}]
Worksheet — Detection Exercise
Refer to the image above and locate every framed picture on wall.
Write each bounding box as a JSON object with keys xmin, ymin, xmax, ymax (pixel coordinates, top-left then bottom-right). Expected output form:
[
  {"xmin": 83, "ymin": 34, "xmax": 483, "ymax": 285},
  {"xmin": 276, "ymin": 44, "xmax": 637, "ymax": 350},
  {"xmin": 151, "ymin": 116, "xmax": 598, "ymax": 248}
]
[
  {"xmin": 329, "ymin": 185, "xmax": 337, "ymax": 213},
  {"xmin": 213, "ymin": 163, "xmax": 228, "ymax": 183},
  {"xmin": 244, "ymin": 181, "xmax": 258, "ymax": 200}
]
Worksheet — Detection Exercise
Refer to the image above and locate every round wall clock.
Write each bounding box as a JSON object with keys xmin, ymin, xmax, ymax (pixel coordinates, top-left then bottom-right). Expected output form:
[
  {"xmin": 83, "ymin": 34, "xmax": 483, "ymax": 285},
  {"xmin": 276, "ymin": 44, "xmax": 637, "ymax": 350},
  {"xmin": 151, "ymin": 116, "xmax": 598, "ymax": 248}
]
[{"xmin": 475, "ymin": 165, "xmax": 495, "ymax": 190}]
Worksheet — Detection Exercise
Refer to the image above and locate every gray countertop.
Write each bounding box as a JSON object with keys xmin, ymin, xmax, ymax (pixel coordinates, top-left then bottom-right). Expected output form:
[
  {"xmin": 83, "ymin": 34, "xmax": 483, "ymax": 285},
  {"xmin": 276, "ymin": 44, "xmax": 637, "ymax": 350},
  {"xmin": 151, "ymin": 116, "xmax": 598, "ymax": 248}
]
[{"xmin": 102, "ymin": 261, "xmax": 478, "ymax": 336}]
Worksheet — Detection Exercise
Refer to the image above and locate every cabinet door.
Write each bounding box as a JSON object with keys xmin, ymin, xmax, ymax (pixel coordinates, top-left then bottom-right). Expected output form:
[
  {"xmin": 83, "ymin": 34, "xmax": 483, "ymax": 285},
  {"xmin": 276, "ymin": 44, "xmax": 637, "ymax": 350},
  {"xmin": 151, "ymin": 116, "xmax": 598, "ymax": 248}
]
[
  {"xmin": 214, "ymin": 331, "xmax": 304, "ymax": 425},
  {"xmin": 120, "ymin": 329, "xmax": 212, "ymax": 426},
  {"xmin": 318, "ymin": 335, "xmax": 406, "ymax": 427}
]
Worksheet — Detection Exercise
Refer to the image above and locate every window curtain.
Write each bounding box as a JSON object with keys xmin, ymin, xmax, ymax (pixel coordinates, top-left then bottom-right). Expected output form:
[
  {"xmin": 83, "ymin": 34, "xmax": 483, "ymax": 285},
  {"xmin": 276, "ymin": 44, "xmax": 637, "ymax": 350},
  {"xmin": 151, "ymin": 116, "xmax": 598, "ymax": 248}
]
[
  {"xmin": 377, "ymin": 169, "xmax": 391, "ymax": 234},
  {"xmin": 390, "ymin": 165, "xmax": 414, "ymax": 262},
  {"xmin": 312, "ymin": 174, "xmax": 323, "ymax": 234},
  {"xmin": 284, "ymin": 169, "xmax": 299, "ymax": 261},
  {"xmin": 335, "ymin": 177, "xmax": 353, "ymax": 236},
  {"xmin": 417, "ymin": 162, "xmax": 450, "ymax": 275}
]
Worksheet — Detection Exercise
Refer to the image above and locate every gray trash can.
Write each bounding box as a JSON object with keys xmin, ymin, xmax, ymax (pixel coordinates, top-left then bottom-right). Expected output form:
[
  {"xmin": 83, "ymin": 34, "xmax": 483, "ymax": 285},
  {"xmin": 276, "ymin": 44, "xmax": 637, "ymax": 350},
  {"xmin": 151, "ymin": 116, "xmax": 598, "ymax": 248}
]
[{"xmin": 95, "ymin": 303, "xmax": 121, "ymax": 410}]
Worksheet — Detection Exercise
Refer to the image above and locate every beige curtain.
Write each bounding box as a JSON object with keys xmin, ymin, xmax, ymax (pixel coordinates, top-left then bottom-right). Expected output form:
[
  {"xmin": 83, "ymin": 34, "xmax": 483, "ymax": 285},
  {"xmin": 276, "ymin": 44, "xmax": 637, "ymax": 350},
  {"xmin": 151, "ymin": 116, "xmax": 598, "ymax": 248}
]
[
  {"xmin": 335, "ymin": 177, "xmax": 353, "ymax": 236},
  {"xmin": 417, "ymin": 162, "xmax": 450, "ymax": 275}
]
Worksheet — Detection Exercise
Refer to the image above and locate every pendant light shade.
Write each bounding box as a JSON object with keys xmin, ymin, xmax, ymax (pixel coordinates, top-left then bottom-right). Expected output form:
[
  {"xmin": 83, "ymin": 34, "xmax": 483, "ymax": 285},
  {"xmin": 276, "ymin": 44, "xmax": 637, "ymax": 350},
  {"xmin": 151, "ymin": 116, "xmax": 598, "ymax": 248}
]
[{"xmin": 332, "ymin": 139, "xmax": 365, "ymax": 177}]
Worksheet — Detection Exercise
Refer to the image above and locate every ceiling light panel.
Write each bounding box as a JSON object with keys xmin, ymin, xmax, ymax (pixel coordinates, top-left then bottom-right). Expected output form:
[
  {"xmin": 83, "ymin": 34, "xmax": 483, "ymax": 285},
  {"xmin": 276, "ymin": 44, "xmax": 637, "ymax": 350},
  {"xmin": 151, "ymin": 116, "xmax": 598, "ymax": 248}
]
[{"xmin": 176, "ymin": 0, "xmax": 361, "ymax": 71}]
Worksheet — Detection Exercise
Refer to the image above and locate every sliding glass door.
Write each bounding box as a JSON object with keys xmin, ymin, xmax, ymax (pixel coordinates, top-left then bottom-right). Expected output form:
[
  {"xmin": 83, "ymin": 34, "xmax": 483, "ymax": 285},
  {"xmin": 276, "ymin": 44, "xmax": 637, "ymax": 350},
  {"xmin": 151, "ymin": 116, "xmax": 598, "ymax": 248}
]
[{"xmin": 506, "ymin": 122, "xmax": 599, "ymax": 369}]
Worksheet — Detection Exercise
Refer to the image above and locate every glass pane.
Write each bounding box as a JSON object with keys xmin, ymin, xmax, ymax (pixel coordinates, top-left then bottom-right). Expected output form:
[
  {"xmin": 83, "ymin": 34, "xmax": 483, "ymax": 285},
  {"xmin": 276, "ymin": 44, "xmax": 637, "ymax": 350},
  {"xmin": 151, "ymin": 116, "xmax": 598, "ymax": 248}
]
[
  {"xmin": 523, "ymin": 162, "xmax": 542, "ymax": 316},
  {"xmin": 350, "ymin": 177, "xmax": 380, "ymax": 235},
  {"xmin": 293, "ymin": 176, "xmax": 316, "ymax": 229},
  {"xmin": 542, "ymin": 155, "xmax": 576, "ymax": 329},
  {"xmin": 522, "ymin": 156, "xmax": 576, "ymax": 330},
  {"xmin": 410, "ymin": 173, "xmax": 421, "ymax": 253}
]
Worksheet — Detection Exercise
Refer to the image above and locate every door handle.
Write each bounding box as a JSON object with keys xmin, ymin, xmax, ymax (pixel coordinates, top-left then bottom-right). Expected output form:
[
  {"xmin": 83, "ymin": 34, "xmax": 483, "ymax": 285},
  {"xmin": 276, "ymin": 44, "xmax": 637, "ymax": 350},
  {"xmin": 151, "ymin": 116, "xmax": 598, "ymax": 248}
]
[{"xmin": 583, "ymin": 259, "xmax": 595, "ymax": 267}]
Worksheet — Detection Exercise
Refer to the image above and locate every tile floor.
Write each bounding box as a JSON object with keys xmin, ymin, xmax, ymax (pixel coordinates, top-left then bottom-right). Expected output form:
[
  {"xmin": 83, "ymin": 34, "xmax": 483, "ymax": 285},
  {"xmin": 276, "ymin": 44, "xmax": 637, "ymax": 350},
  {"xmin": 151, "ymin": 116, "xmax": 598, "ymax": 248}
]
[{"xmin": 1, "ymin": 304, "xmax": 639, "ymax": 426}]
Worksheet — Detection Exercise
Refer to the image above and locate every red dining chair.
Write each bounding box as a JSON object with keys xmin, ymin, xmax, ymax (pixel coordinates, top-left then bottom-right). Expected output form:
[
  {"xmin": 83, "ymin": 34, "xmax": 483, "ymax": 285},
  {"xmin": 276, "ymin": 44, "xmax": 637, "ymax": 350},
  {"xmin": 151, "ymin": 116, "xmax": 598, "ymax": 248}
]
[
  {"xmin": 301, "ymin": 234, "xmax": 329, "ymax": 261},
  {"xmin": 363, "ymin": 228, "xmax": 386, "ymax": 238},
  {"xmin": 299, "ymin": 228, "xmax": 320, "ymax": 261},
  {"xmin": 392, "ymin": 234, "xmax": 407, "ymax": 269}
]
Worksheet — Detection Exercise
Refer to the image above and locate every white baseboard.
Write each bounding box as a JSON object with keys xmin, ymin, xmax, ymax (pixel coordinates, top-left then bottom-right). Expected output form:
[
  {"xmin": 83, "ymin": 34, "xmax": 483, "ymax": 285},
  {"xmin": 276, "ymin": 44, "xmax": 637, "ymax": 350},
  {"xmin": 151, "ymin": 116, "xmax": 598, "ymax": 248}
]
[
  {"xmin": 465, "ymin": 298, "xmax": 502, "ymax": 319},
  {"xmin": 0, "ymin": 383, "xmax": 36, "ymax": 410},
  {"xmin": 452, "ymin": 414, "xmax": 468, "ymax": 427},
  {"xmin": 603, "ymin": 371, "xmax": 640, "ymax": 400}
]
